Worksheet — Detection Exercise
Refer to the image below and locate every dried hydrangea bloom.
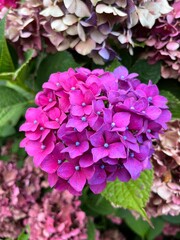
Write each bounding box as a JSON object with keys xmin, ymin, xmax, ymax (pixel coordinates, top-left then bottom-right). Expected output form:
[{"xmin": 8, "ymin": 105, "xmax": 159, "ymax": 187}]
[
  {"xmin": 24, "ymin": 189, "xmax": 87, "ymax": 240},
  {"xmin": 146, "ymin": 120, "xmax": 180, "ymax": 217},
  {"xmin": 0, "ymin": 156, "xmax": 88, "ymax": 240},
  {"xmin": 6, "ymin": 0, "xmax": 172, "ymax": 62},
  {"xmin": 20, "ymin": 66, "xmax": 171, "ymax": 195},
  {"xmin": 5, "ymin": 0, "xmax": 42, "ymax": 54},
  {"xmin": 135, "ymin": 0, "xmax": 180, "ymax": 80},
  {"xmin": 0, "ymin": 157, "xmax": 47, "ymax": 239}
]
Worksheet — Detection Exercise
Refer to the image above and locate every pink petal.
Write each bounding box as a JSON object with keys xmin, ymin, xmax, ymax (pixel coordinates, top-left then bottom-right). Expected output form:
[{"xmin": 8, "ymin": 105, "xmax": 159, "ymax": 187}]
[
  {"xmin": 92, "ymin": 147, "xmax": 109, "ymax": 162},
  {"xmin": 57, "ymin": 162, "xmax": 74, "ymax": 179},
  {"xmin": 109, "ymin": 143, "xmax": 126, "ymax": 158},
  {"xmin": 69, "ymin": 171, "xmax": 86, "ymax": 192}
]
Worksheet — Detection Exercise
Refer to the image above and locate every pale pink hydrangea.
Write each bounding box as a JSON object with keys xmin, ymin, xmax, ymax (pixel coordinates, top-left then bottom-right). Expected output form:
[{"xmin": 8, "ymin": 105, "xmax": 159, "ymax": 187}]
[
  {"xmin": 0, "ymin": 157, "xmax": 47, "ymax": 239},
  {"xmin": 5, "ymin": 0, "xmax": 172, "ymax": 62},
  {"xmin": 24, "ymin": 189, "xmax": 87, "ymax": 240},
  {"xmin": 20, "ymin": 66, "xmax": 171, "ymax": 195},
  {"xmin": 136, "ymin": 0, "xmax": 180, "ymax": 80},
  {"xmin": 0, "ymin": 156, "xmax": 88, "ymax": 239},
  {"xmin": 146, "ymin": 120, "xmax": 180, "ymax": 217}
]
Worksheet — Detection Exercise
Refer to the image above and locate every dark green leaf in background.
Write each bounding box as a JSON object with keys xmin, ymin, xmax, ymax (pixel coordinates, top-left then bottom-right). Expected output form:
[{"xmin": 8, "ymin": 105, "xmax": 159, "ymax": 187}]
[
  {"xmin": 13, "ymin": 49, "xmax": 34, "ymax": 83},
  {"xmin": 123, "ymin": 211, "xmax": 164, "ymax": 240},
  {"xmin": 161, "ymin": 90, "xmax": 180, "ymax": 119},
  {"xmin": 106, "ymin": 58, "xmax": 121, "ymax": 72},
  {"xmin": 0, "ymin": 86, "xmax": 29, "ymax": 127},
  {"xmin": 36, "ymin": 51, "xmax": 80, "ymax": 89},
  {"xmin": 130, "ymin": 60, "xmax": 161, "ymax": 84},
  {"xmin": 87, "ymin": 219, "xmax": 96, "ymax": 240},
  {"xmin": 0, "ymin": 16, "xmax": 15, "ymax": 73}
]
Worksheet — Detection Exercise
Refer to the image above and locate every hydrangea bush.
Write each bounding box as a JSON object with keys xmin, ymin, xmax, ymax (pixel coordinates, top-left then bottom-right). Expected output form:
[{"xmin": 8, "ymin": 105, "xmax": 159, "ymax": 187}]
[{"xmin": 20, "ymin": 66, "xmax": 171, "ymax": 195}]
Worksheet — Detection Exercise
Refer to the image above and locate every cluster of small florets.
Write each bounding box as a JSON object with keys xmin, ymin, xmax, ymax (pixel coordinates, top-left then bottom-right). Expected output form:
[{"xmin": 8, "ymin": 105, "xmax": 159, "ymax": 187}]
[
  {"xmin": 5, "ymin": 0, "xmax": 172, "ymax": 62},
  {"xmin": 136, "ymin": 0, "xmax": 180, "ymax": 80},
  {"xmin": 20, "ymin": 66, "xmax": 171, "ymax": 195},
  {"xmin": 0, "ymin": 157, "xmax": 87, "ymax": 240},
  {"xmin": 146, "ymin": 120, "xmax": 180, "ymax": 217}
]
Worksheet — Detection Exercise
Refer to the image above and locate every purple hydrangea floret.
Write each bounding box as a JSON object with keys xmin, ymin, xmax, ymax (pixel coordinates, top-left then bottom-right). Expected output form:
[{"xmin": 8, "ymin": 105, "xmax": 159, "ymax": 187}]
[{"xmin": 20, "ymin": 66, "xmax": 171, "ymax": 195}]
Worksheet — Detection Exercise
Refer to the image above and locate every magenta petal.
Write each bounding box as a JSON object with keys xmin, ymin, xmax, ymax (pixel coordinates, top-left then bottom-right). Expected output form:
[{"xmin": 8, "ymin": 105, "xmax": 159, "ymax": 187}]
[
  {"xmin": 84, "ymin": 105, "xmax": 92, "ymax": 115},
  {"xmin": 44, "ymin": 121, "xmax": 59, "ymax": 129},
  {"xmin": 146, "ymin": 106, "xmax": 162, "ymax": 120},
  {"xmin": 113, "ymin": 66, "xmax": 128, "ymax": 79},
  {"xmin": 40, "ymin": 155, "xmax": 58, "ymax": 174},
  {"xmin": 69, "ymin": 90, "xmax": 83, "ymax": 105},
  {"xmin": 92, "ymin": 147, "xmax": 108, "ymax": 162},
  {"xmin": 89, "ymin": 181, "xmax": 106, "ymax": 194},
  {"xmin": 155, "ymin": 110, "xmax": 172, "ymax": 129},
  {"xmin": 48, "ymin": 107, "xmax": 60, "ymax": 119},
  {"xmin": 71, "ymin": 105, "xmax": 84, "ymax": 116},
  {"xmin": 26, "ymin": 130, "xmax": 41, "ymax": 141},
  {"xmin": 79, "ymin": 153, "xmax": 94, "ymax": 167},
  {"xmin": 134, "ymin": 98, "xmax": 148, "ymax": 112},
  {"xmin": 124, "ymin": 157, "xmax": 143, "ymax": 180},
  {"xmin": 113, "ymin": 112, "xmax": 131, "ymax": 128},
  {"xmin": 116, "ymin": 168, "xmax": 131, "ymax": 182},
  {"xmin": 62, "ymin": 141, "xmax": 89, "ymax": 158},
  {"xmin": 48, "ymin": 173, "xmax": 58, "ymax": 187},
  {"xmin": 83, "ymin": 166, "xmax": 94, "ymax": 179},
  {"xmin": 146, "ymin": 85, "xmax": 159, "ymax": 97},
  {"xmin": 57, "ymin": 162, "xmax": 74, "ymax": 179},
  {"xmin": 88, "ymin": 168, "xmax": 106, "ymax": 185},
  {"xmin": 135, "ymin": 145, "xmax": 149, "ymax": 161},
  {"xmin": 90, "ymin": 131, "xmax": 105, "ymax": 147},
  {"xmin": 20, "ymin": 122, "xmax": 37, "ymax": 132},
  {"xmin": 69, "ymin": 171, "xmax": 86, "ymax": 192},
  {"xmin": 152, "ymin": 95, "xmax": 168, "ymax": 108},
  {"xmin": 129, "ymin": 114, "xmax": 143, "ymax": 130},
  {"xmin": 109, "ymin": 143, "xmax": 126, "ymax": 159}
]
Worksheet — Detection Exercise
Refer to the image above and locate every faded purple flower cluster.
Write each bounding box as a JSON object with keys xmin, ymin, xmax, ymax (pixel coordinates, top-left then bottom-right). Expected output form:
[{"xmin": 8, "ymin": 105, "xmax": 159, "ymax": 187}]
[
  {"xmin": 0, "ymin": 157, "xmax": 87, "ymax": 240},
  {"xmin": 20, "ymin": 66, "xmax": 171, "ymax": 195},
  {"xmin": 5, "ymin": 0, "xmax": 172, "ymax": 62},
  {"xmin": 0, "ymin": 157, "xmax": 47, "ymax": 239},
  {"xmin": 136, "ymin": 0, "xmax": 180, "ymax": 80},
  {"xmin": 146, "ymin": 120, "xmax": 180, "ymax": 217}
]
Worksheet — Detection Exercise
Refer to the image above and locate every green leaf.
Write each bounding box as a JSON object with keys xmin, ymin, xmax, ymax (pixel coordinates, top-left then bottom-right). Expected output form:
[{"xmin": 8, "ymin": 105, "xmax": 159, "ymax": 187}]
[
  {"xmin": 87, "ymin": 219, "xmax": 96, "ymax": 240},
  {"xmin": 106, "ymin": 59, "xmax": 121, "ymax": 72},
  {"xmin": 17, "ymin": 230, "xmax": 29, "ymax": 240},
  {"xmin": 161, "ymin": 215, "xmax": 180, "ymax": 225},
  {"xmin": 13, "ymin": 49, "xmax": 34, "ymax": 82},
  {"xmin": 0, "ymin": 16, "xmax": 15, "ymax": 73},
  {"xmin": 102, "ymin": 169, "xmax": 153, "ymax": 222},
  {"xmin": 36, "ymin": 51, "xmax": 80, "ymax": 88},
  {"xmin": 82, "ymin": 194, "xmax": 116, "ymax": 216},
  {"xmin": 0, "ymin": 125, "xmax": 16, "ymax": 137},
  {"xmin": 146, "ymin": 218, "xmax": 164, "ymax": 240},
  {"xmin": 124, "ymin": 211, "xmax": 150, "ymax": 238},
  {"xmin": 0, "ymin": 86, "xmax": 29, "ymax": 127},
  {"xmin": 0, "ymin": 72, "xmax": 14, "ymax": 81},
  {"xmin": 160, "ymin": 90, "xmax": 180, "ymax": 119},
  {"xmin": 130, "ymin": 60, "xmax": 161, "ymax": 84},
  {"xmin": 123, "ymin": 212, "xmax": 164, "ymax": 240}
]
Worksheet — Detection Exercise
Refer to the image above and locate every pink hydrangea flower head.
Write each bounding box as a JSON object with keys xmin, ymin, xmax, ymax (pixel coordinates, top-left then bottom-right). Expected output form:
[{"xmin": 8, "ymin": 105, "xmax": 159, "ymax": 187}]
[
  {"xmin": 20, "ymin": 66, "xmax": 171, "ymax": 195},
  {"xmin": 146, "ymin": 120, "xmax": 180, "ymax": 217}
]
